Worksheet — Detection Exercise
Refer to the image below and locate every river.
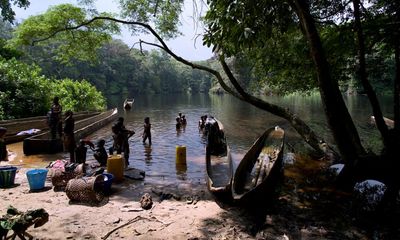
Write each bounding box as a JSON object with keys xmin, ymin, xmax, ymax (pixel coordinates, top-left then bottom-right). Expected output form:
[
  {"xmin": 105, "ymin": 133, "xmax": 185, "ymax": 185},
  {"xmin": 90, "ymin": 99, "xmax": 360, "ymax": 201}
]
[{"xmin": 6, "ymin": 93, "xmax": 392, "ymax": 186}]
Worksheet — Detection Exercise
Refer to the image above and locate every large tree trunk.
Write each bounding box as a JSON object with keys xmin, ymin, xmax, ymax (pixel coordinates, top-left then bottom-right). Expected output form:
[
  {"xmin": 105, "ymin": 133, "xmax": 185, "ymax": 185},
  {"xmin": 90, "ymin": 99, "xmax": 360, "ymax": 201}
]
[
  {"xmin": 56, "ymin": 16, "xmax": 334, "ymax": 157},
  {"xmin": 352, "ymin": 0, "xmax": 389, "ymax": 144},
  {"xmin": 291, "ymin": 0, "xmax": 366, "ymax": 180},
  {"xmin": 382, "ymin": 13, "xmax": 400, "ymax": 204},
  {"xmin": 394, "ymin": 43, "xmax": 400, "ymax": 131},
  {"xmin": 218, "ymin": 57, "xmax": 332, "ymax": 157}
]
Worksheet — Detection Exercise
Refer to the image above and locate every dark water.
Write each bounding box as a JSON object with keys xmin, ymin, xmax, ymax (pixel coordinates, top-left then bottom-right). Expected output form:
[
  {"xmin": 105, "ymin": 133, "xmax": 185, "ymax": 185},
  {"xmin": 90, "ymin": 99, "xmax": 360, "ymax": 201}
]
[{"xmin": 84, "ymin": 93, "xmax": 392, "ymax": 186}]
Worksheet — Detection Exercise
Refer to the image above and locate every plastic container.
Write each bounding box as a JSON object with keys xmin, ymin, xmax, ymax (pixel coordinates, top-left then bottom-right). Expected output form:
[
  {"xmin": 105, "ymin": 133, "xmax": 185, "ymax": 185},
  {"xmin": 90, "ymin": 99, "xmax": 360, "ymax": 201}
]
[
  {"xmin": 0, "ymin": 166, "xmax": 17, "ymax": 188},
  {"xmin": 107, "ymin": 155, "xmax": 124, "ymax": 182},
  {"xmin": 176, "ymin": 145, "xmax": 187, "ymax": 165},
  {"xmin": 26, "ymin": 169, "xmax": 48, "ymax": 190},
  {"xmin": 101, "ymin": 173, "xmax": 114, "ymax": 194}
]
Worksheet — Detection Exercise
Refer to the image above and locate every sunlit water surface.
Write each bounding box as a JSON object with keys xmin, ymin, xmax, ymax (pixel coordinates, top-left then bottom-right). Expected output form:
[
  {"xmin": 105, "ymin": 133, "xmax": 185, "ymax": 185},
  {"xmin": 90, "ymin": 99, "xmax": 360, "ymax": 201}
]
[{"xmin": 5, "ymin": 93, "xmax": 392, "ymax": 187}]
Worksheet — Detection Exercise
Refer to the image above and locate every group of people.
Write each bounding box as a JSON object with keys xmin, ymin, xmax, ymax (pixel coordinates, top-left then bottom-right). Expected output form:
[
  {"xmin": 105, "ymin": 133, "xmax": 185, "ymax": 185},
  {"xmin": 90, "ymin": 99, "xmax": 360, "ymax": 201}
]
[
  {"xmin": 47, "ymin": 97, "xmax": 108, "ymax": 167},
  {"xmin": 50, "ymin": 95, "xmax": 154, "ymax": 167},
  {"xmin": 3, "ymin": 96, "xmax": 193, "ymax": 167},
  {"xmin": 110, "ymin": 116, "xmax": 152, "ymax": 166},
  {"xmin": 176, "ymin": 112, "xmax": 187, "ymax": 129}
]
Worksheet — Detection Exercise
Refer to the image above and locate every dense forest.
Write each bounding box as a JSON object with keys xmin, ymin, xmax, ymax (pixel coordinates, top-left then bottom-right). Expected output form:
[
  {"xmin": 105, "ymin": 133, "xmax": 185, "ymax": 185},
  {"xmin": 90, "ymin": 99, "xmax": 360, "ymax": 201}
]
[
  {"xmin": 1, "ymin": 1, "xmax": 396, "ymax": 120},
  {"xmin": 0, "ymin": 0, "xmax": 399, "ymax": 237},
  {"xmin": 0, "ymin": 18, "xmax": 215, "ymax": 120}
]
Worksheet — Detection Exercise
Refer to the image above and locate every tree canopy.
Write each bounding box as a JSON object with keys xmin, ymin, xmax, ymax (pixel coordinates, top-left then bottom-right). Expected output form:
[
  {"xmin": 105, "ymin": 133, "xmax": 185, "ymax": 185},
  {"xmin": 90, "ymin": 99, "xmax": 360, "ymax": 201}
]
[{"xmin": 5, "ymin": 0, "xmax": 400, "ymax": 203}]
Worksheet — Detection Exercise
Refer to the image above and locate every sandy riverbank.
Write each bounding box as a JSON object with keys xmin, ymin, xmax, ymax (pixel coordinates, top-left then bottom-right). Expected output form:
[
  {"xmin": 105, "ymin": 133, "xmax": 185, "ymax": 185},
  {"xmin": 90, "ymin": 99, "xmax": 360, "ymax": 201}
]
[
  {"xmin": 1, "ymin": 149, "xmax": 399, "ymax": 239},
  {"xmin": 1, "ymin": 167, "xmax": 246, "ymax": 240}
]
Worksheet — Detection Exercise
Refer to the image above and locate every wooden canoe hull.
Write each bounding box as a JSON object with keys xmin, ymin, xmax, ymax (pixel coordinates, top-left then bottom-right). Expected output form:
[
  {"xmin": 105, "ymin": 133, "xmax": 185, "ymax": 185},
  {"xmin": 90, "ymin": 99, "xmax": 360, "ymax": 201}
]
[
  {"xmin": 232, "ymin": 126, "xmax": 285, "ymax": 202},
  {"xmin": 370, "ymin": 115, "xmax": 394, "ymax": 129},
  {"xmin": 206, "ymin": 146, "xmax": 233, "ymax": 193},
  {"xmin": 123, "ymin": 99, "xmax": 134, "ymax": 110},
  {"xmin": 2, "ymin": 111, "xmax": 99, "ymax": 144},
  {"xmin": 23, "ymin": 108, "xmax": 118, "ymax": 155},
  {"xmin": 204, "ymin": 118, "xmax": 234, "ymax": 193}
]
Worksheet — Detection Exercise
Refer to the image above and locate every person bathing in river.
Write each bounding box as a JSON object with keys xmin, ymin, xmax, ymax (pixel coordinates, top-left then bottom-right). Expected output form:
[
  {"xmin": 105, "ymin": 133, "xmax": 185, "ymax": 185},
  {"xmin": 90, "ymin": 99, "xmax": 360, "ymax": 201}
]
[
  {"xmin": 181, "ymin": 115, "xmax": 187, "ymax": 125},
  {"xmin": 63, "ymin": 110, "xmax": 76, "ymax": 163},
  {"xmin": 176, "ymin": 117, "xmax": 182, "ymax": 130},
  {"xmin": 93, "ymin": 139, "xmax": 108, "ymax": 167},
  {"xmin": 0, "ymin": 127, "xmax": 8, "ymax": 161},
  {"xmin": 111, "ymin": 117, "xmax": 134, "ymax": 166},
  {"xmin": 198, "ymin": 115, "xmax": 207, "ymax": 130},
  {"xmin": 142, "ymin": 117, "xmax": 152, "ymax": 145}
]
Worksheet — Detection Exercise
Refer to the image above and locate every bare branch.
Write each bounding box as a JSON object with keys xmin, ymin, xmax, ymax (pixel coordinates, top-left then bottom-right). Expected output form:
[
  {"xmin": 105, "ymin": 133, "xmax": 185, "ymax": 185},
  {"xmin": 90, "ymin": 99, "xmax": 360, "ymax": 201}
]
[{"xmin": 31, "ymin": 15, "xmax": 332, "ymax": 157}]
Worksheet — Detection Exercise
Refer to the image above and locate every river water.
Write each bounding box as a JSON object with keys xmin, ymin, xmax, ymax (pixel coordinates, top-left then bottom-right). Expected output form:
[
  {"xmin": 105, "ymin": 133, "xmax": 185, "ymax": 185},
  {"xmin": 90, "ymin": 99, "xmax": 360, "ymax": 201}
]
[{"xmin": 6, "ymin": 93, "xmax": 392, "ymax": 186}]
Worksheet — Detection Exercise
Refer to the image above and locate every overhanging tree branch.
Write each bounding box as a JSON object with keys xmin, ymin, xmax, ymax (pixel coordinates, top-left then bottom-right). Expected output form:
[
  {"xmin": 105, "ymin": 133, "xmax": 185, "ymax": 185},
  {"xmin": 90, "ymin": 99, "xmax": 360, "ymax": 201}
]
[
  {"xmin": 218, "ymin": 56, "xmax": 335, "ymax": 156},
  {"xmin": 32, "ymin": 15, "xmax": 335, "ymax": 156}
]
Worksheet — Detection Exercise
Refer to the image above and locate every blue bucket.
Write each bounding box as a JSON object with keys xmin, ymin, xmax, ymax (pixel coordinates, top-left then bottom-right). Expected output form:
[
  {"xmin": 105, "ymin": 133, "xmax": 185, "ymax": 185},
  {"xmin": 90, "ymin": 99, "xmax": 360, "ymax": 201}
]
[
  {"xmin": 26, "ymin": 169, "xmax": 48, "ymax": 190},
  {"xmin": 0, "ymin": 166, "xmax": 17, "ymax": 188},
  {"xmin": 101, "ymin": 173, "xmax": 114, "ymax": 194}
]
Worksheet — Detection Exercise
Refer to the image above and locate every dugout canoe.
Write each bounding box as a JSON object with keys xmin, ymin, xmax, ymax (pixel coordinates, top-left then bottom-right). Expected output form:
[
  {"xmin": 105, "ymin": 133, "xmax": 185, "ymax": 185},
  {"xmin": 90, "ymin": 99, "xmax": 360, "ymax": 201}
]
[
  {"xmin": 123, "ymin": 98, "xmax": 134, "ymax": 110},
  {"xmin": 370, "ymin": 115, "xmax": 394, "ymax": 129},
  {"xmin": 1, "ymin": 111, "xmax": 99, "ymax": 144},
  {"xmin": 231, "ymin": 126, "xmax": 285, "ymax": 202},
  {"xmin": 23, "ymin": 108, "xmax": 118, "ymax": 155},
  {"xmin": 205, "ymin": 117, "xmax": 233, "ymax": 193}
]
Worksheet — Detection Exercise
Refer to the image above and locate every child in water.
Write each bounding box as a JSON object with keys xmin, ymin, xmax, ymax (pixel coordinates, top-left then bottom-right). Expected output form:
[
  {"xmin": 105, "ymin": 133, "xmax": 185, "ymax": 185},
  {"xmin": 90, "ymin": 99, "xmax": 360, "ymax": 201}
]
[
  {"xmin": 181, "ymin": 115, "xmax": 187, "ymax": 125},
  {"xmin": 142, "ymin": 117, "xmax": 152, "ymax": 145},
  {"xmin": 93, "ymin": 139, "xmax": 108, "ymax": 166},
  {"xmin": 176, "ymin": 117, "xmax": 182, "ymax": 129}
]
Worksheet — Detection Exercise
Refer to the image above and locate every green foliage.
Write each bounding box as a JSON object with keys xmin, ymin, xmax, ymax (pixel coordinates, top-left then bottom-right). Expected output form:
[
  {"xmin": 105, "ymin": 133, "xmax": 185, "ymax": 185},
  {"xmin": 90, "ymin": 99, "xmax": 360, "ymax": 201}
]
[
  {"xmin": 0, "ymin": 57, "xmax": 106, "ymax": 120},
  {"xmin": 118, "ymin": 0, "xmax": 184, "ymax": 39},
  {"xmin": 0, "ymin": 38, "xmax": 22, "ymax": 59},
  {"xmin": 0, "ymin": 58, "xmax": 51, "ymax": 119},
  {"xmin": 203, "ymin": 0, "xmax": 293, "ymax": 56},
  {"xmin": 0, "ymin": 20, "xmax": 22, "ymax": 59},
  {"xmin": 203, "ymin": 0, "xmax": 397, "ymax": 96},
  {"xmin": 0, "ymin": 20, "xmax": 12, "ymax": 39},
  {"xmin": 51, "ymin": 79, "xmax": 106, "ymax": 112},
  {"xmin": 10, "ymin": 4, "xmax": 120, "ymax": 63},
  {"xmin": 0, "ymin": 0, "xmax": 30, "ymax": 23},
  {"xmin": 20, "ymin": 38, "xmax": 213, "ymax": 98}
]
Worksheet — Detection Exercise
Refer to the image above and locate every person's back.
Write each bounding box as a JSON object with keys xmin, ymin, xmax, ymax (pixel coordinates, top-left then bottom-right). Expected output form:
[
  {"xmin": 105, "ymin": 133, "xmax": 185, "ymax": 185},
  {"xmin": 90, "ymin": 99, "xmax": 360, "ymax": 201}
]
[
  {"xmin": 205, "ymin": 117, "xmax": 226, "ymax": 155},
  {"xmin": 94, "ymin": 139, "xmax": 107, "ymax": 166},
  {"xmin": 75, "ymin": 140, "xmax": 87, "ymax": 164},
  {"xmin": 198, "ymin": 115, "xmax": 207, "ymax": 129},
  {"xmin": 112, "ymin": 118, "xmax": 124, "ymax": 152}
]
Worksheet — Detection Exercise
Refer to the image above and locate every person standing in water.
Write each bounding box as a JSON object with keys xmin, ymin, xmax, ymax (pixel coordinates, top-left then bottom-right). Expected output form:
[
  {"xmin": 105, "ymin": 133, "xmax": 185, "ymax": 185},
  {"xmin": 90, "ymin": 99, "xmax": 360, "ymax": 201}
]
[
  {"xmin": 142, "ymin": 117, "xmax": 152, "ymax": 145},
  {"xmin": 111, "ymin": 117, "xmax": 134, "ymax": 166}
]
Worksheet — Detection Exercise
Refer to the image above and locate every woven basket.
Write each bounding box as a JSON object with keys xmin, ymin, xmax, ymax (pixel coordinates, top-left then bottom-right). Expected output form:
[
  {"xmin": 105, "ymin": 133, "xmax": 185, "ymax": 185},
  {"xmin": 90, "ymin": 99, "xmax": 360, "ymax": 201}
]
[
  {"xmin": 65, "ymin": 175, "xmax": 104, "ymax": 203},
  {"xmin": 51, "ymin": 164, "xmax": 84, "ymax": 188}
]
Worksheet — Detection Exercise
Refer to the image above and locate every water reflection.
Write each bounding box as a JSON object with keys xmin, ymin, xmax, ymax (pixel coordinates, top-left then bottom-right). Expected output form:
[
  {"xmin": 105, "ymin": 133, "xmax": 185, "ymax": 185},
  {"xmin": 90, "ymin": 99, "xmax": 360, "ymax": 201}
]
[
  {"xmin": 143, "ymin": 145, "xmax": 152, "ymax": 162},
  {"xmin": 6, "ymin": 93, "xmax": 392, "ymax": 185},
  {"xmin": 176, "ymin": 163, "xmax": 187, "ymax": 180}
]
